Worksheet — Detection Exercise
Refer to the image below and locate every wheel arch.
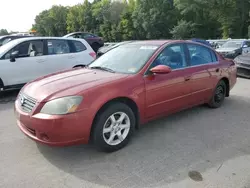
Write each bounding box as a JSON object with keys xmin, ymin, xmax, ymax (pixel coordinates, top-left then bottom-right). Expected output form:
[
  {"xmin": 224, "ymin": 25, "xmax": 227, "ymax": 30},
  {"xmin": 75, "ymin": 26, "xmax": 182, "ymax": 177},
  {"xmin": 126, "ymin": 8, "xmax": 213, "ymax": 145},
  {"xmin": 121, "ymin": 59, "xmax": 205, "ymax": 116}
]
[
  {"xmin": 73, "ymin": 64, "xmax": 86, "ymax": 68},
  {"xmin": 90, "ymin": 97, "xmax": 140, "ymax": 141},
  {"xmin": 220, "ymin": 77, "xmax": 230, "ymax": 97}
]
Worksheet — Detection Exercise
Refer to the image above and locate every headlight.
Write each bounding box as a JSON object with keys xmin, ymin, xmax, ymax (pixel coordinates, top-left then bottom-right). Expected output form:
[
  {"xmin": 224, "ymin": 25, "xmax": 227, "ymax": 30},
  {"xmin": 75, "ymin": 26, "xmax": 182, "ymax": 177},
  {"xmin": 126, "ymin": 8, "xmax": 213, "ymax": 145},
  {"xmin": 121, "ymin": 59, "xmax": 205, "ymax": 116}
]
[{"xmin": 40, "ymin": 96, "xmax": 83, "ymax": 115}]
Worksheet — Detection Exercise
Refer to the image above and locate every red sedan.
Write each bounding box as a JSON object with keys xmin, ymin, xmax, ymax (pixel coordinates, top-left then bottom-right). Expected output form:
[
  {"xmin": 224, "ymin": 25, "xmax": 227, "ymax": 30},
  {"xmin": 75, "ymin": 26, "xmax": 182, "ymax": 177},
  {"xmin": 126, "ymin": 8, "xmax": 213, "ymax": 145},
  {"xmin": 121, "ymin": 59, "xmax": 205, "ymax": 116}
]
[{"xmin": 15, "ymin": 40, "xmax": 237, "ymax": 152}]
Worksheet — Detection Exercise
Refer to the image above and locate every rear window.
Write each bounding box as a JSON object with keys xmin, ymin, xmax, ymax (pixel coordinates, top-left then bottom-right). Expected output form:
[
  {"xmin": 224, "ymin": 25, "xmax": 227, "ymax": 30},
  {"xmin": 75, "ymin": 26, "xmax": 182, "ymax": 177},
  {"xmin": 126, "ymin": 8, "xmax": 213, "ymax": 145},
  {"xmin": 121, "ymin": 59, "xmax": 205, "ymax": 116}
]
[{"xmin": 72, "ymin": 40, "xmax": 87, "ymax": 52}]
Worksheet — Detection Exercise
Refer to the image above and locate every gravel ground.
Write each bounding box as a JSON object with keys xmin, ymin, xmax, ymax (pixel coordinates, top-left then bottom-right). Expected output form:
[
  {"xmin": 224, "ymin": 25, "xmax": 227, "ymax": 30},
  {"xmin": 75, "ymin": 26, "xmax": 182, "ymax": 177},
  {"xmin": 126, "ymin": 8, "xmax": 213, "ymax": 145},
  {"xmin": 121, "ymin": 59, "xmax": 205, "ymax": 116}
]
[{"xmin": 1, "ymin": 78, "xmax": 250, "ymax": 188}]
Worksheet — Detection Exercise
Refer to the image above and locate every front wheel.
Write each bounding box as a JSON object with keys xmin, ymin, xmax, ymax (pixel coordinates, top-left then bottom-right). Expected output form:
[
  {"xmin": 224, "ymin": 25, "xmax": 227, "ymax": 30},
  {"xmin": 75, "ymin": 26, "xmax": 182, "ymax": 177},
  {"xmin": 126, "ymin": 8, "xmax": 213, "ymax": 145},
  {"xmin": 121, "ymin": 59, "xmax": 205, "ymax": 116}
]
[
  {"xmin": 92, "ymin": 102, "xmax": 135, "ymax": 152},
  {"xmin": 208, "ymin": 80, "xmax": 226, "ymax": 108}
]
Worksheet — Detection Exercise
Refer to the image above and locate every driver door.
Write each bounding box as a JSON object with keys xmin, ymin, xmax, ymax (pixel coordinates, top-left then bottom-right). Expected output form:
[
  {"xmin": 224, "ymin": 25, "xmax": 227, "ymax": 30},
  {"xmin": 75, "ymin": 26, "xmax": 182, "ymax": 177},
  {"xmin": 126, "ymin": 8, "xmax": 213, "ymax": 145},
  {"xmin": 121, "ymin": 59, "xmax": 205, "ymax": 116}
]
[
  {"xmin": 144, "ymin": 43, "xmax": 194, "ymax": 118},
  {"xmin": 0, "ymin": 40, "xmax": 47, "ymax": 86}
]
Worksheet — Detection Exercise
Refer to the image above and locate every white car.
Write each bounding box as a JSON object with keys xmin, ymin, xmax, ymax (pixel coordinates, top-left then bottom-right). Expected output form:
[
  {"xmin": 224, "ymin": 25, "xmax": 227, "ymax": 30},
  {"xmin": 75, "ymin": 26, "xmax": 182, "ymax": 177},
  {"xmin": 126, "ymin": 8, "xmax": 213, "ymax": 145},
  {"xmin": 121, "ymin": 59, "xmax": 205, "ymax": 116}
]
[{"xmin": 0, "ymin": 37, "xmax": 96, "ymax": 91}]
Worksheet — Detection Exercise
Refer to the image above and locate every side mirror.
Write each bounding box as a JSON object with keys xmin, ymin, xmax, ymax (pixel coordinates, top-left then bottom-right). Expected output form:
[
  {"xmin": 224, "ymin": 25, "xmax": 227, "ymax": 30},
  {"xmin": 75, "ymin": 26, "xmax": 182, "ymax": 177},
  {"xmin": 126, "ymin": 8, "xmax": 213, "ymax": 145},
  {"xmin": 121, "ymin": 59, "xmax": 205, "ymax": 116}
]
[
  {"xmin": 10, "ymin": 51, "xmax": 19, "ymax": 62},
  {"xmin": 150, "ymin": 65, "xmax": 172, "ymax": 74},
  {"xmin": 243, "ymin": 45, "xmax": 248, "ymax": 48}
]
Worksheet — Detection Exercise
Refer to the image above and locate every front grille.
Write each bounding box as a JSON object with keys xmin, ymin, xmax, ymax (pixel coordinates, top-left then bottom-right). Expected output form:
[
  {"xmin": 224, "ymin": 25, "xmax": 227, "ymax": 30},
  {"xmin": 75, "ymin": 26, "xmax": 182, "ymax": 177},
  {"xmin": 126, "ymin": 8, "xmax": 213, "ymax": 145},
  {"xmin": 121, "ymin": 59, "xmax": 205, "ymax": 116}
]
[
  {"xmin": 18, "ymin": 93, "xmax": 37, "ymax": 113},
  {"xmin": 237, "ymin": 67, "xmax": 250, "ymax": 76},
  {"xmin": 238, "ymin": 63, "xmax": 250, "ymax": 68}
]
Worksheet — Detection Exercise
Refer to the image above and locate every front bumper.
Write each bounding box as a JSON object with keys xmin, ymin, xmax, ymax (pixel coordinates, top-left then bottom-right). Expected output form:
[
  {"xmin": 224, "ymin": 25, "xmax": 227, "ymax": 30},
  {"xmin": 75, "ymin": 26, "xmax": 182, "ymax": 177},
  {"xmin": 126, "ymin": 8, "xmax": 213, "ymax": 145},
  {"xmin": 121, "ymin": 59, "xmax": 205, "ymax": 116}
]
[
  {"xmin": 220, "ymin": 52, "xmax": 238, "ymax": 59},
  {"xmin": 236, "ymin": 64, "xmax": 250, "ymax": 78},
  {"xmin": 15, "ymin": 100, "xmax": 93, "ymax": 146}
]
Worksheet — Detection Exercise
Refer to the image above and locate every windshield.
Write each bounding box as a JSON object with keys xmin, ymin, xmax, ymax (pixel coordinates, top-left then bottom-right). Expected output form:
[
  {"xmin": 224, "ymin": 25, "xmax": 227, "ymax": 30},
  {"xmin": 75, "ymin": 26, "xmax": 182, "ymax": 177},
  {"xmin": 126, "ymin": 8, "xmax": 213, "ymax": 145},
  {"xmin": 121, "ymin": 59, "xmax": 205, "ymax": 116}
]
[
  {"xmin": 89, "ymin": 44, "xmax": 159, "ymax": 74},
  {"xmin": 0, "ymin": 39, "xmax": 19, "ymax": 55},
  {"xmin": 221, "ymin": 41, "xmax": 243, "ymax": 48}
]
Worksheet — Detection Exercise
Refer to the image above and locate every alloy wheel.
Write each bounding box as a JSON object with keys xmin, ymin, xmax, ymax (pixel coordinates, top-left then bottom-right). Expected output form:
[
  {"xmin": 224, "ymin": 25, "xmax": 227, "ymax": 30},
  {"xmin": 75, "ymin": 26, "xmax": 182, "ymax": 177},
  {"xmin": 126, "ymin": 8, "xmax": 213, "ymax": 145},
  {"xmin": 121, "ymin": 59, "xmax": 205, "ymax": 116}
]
[{"xmin": 102, "ymin": 112, "xmax": 131, "ymax": 146}]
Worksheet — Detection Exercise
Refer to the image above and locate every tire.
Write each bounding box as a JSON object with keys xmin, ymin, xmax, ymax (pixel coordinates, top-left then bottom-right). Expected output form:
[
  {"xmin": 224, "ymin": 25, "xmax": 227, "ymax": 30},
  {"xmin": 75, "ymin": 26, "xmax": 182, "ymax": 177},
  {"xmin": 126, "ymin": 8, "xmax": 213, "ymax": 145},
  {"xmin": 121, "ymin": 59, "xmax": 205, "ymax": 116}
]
[
  {"xmin": 208, "ymin": 80, "xmax": 227, "ymax": 108},
  {"xmin": 92, "ymin": 102, "xmax": 136, "ymax": 152}
]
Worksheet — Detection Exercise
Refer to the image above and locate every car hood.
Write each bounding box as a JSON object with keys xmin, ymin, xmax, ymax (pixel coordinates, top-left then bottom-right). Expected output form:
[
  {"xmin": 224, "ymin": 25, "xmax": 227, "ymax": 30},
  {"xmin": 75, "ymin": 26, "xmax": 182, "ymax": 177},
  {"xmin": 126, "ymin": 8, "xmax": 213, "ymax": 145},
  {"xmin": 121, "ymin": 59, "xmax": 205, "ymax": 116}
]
[
  {"xmin": 22, "ymin": 68, "xmax": 129, "ymax": 102},
  {"xmin": 216, "ymin": 47, "xmax": 239, "ymax": 52}
]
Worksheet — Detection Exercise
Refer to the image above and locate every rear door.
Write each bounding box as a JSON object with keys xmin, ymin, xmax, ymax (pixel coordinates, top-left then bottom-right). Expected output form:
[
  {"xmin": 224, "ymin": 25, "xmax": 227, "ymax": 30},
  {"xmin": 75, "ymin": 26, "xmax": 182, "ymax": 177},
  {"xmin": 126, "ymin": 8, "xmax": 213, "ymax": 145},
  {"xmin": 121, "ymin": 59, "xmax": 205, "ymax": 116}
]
[
  {"xmin": 43, "ymin": 39, "xmax": 74, "ymax": 74},
  {"xmin": 185, "ymin": 43, "xmax": 219, "ymax": 104}
]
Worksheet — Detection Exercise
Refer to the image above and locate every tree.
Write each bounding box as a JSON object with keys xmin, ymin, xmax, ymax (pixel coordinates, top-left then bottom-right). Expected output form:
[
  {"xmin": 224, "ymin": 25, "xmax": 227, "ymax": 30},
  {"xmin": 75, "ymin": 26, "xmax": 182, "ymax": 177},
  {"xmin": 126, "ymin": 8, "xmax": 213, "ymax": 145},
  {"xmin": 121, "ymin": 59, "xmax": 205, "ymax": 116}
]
[
  {"xmin": 133, "ymin": 0, "xmax": 178, "ymax": 39},
  {"xmin": 33, "ymin": 5, "xmax": 68, "ymax": 36},
  {"xmin": 174, "ymin": 0, "xmax": 221, "ymax": 39},
  {"xmin": 0, "ymin": 29, "xmax": 8, "ymax": 36},
  {"xmin": 170, "ymin": 20, "xmax": 196, "ymax": 39},
  {"xmin": 32, "ymin": 0, "xmax": 250, "ymax": 41}
]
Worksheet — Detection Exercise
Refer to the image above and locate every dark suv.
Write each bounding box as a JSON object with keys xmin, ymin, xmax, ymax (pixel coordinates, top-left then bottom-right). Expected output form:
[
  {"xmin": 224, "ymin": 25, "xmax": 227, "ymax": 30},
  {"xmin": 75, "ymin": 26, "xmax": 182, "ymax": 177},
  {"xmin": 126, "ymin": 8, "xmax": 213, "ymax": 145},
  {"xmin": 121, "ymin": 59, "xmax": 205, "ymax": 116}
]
[{"xmin": 63, "ymin": 32, "xmax": 104, "ymax": 52}]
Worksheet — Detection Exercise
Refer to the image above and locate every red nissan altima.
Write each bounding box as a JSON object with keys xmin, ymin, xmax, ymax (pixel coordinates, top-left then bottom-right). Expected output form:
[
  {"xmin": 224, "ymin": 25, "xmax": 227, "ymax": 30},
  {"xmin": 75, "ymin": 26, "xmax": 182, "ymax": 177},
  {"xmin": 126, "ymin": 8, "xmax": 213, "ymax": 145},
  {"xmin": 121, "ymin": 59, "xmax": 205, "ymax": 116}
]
[{"xmin": 15, "ymin": 40, "xmax": 237, "ymax": 152}]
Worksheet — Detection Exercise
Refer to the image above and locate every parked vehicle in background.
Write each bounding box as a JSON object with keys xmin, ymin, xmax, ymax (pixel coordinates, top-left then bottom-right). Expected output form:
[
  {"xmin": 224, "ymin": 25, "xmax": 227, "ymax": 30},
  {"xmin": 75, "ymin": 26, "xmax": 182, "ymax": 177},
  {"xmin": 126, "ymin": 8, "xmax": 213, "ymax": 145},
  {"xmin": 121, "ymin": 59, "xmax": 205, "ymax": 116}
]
[
  {"xmin": 0, "ymin": 35, "xmax": 32, "ymax": 47},
  {"xmin": 97, "ymin": 41, "xmax": 134, "ymax": 57},
  {"xmin": 190, "ymin": 38, "xmax": 212, "ymax": 47},
  {"xmin": 234, "ymin": 53, "xmax": 250, "ymax": 78},
  {"xmin": 207, "ymin": 39, "xmax": 230, "ymax": 49},
  {"xmin": 63, "ymin": 32, "xmax": 104, "ymax": 52},
  {"xmin": 15, "ymin": 40, "xmax": 237, "ymax": 152},
  {"xmin": 0, "ymin": 37, "xmax": 96, "ymax": 91},
  {"xmin": 216, "ymin": 39, "xmax": 250, "ymax": 59}
]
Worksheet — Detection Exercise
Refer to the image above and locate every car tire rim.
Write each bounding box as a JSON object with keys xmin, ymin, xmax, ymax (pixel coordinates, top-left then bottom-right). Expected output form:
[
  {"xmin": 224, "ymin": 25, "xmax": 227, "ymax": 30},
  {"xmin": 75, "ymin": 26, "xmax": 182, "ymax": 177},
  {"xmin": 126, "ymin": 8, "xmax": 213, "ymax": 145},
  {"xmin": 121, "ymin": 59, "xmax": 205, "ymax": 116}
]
[
  {"xmin": 103, "ymin": 112, "xmax": 131, "ymax": 146},
  {"xmin": 214, "ymin": 85, "xmax": 225, "ymax": 103}
]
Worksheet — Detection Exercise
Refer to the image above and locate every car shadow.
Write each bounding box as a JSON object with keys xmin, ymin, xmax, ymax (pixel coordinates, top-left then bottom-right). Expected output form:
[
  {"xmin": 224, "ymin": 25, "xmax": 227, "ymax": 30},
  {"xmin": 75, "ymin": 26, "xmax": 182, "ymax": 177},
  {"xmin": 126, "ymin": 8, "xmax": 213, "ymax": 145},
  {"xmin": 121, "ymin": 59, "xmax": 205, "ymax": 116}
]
[
  {"xmin": 0, "ymin": 90, "xmax": 19, "ymax": 104},
  {"xmin": 36, "ymin": 95, "xmax": 250, "ymax": 187}
]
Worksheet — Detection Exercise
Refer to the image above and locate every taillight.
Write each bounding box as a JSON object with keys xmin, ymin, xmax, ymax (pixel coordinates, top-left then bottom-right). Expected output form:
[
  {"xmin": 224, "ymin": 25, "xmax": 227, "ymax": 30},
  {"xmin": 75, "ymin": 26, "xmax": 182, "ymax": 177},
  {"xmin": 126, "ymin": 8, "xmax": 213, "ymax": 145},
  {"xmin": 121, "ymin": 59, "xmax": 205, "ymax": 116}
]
[{"xmin": 89, "ymin": 52, "xmax": 96, "ymax": 59}]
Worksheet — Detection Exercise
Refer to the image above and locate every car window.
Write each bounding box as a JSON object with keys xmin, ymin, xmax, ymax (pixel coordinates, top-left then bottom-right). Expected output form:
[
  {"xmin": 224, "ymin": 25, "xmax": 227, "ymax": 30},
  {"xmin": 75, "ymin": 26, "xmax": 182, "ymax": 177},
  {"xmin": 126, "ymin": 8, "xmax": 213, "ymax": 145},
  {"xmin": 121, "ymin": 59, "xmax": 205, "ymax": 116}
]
[
  {"xmin": 149, "ymin": 44, "xmax": 187, "ymax": 70},
  {"xmin": 71, "ymin": 34, "xmax": 82, "ymax": 39},
  {"xmin": 47, "ymin": 40, "xmax": 70, "ymax": 55},
  {"xmin": 82, "ymin": 33, "xmax": 95, "ymax": 38},
  {"xmin": 72, "ymin": 40, "xmax": 87, "ymax": 52},
  {"xmin": 4, "ymin": 40, "xmax": 44, "ymax": 59},
  {"xmin": 2, "ymin": 38, "xmax": 12, "ymax": 45},
  {"xmin": 187, "ymin": 44, "xmax": 215, "ymax": 66},
  {"xmin": 221, "ymin": 41, "xmax": 243, "ymax": 48},
  {"xmin": 245, "ymin": 41, "xmax": 250, "ymax": 47}
]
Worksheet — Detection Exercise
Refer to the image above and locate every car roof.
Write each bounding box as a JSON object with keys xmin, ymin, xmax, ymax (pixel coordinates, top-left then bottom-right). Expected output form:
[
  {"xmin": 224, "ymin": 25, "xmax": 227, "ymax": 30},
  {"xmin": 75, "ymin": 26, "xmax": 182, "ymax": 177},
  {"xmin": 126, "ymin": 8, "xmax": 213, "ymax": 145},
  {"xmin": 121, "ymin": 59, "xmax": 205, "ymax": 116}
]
[
  {"xmin": 125, "ymin": 40, "xmax": 176, "ymax": 46},
  {"xmin": 63, "ymin": 32, "xmax": 94, "ymax": 37},
  {"xmin": 8, "ymin": 37, "xmax": 87, "ymax": 43}
]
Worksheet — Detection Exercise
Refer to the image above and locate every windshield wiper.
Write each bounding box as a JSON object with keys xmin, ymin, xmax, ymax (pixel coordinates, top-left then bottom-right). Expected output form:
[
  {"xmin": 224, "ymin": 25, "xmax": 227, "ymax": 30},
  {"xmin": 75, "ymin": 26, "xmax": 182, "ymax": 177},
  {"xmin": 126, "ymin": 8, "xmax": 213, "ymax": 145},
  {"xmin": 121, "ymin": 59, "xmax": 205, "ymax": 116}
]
[{"xmin": 90, "ymin": 66, "xmax": 116, "ymax": 73}]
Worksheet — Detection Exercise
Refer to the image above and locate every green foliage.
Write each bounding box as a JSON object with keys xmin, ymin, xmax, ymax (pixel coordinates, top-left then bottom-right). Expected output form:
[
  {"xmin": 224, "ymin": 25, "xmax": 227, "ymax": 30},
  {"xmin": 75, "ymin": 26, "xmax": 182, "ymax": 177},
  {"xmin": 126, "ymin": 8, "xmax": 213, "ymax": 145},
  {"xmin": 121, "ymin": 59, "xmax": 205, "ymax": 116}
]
[
  {"xmin": 0, "ymin": 29, "xmax": 8, "ymax": 36},
  {"xmin": 31, "ymin": 0, "xmax": 250, "ymax": 41},
  {"xmin": 170, "ymin": 20, "xmax": 196, "ymax": 39}
]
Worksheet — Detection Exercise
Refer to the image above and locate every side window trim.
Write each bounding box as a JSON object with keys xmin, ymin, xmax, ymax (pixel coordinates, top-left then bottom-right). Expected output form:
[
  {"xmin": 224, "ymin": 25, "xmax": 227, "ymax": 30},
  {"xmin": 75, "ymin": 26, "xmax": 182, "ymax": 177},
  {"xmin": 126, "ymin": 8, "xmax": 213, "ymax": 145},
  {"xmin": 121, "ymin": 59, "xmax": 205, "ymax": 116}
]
[
  {"xmin": 46, "ymin": 39, "xmax": 71, "ymax": 55},
  {"xmin": 144, "ymin": 42, "xmax": 187, "ymax": 75},
  {"xmin": 186, "ymin": 43, "xmax": 218, "ymax": 67},
  {"xmin": 3, "ymin": 39, "xmax": 44, "ymax": 59}
]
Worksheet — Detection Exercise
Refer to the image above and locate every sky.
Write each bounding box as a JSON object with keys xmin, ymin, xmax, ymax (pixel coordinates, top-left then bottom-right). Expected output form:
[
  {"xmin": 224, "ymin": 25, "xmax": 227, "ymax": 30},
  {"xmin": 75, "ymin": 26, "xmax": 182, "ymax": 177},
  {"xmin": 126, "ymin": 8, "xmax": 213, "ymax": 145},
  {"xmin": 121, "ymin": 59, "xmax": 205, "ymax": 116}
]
[{"xmin": 0, "ymin": 0, "xmax": 92, "ymax": 32}]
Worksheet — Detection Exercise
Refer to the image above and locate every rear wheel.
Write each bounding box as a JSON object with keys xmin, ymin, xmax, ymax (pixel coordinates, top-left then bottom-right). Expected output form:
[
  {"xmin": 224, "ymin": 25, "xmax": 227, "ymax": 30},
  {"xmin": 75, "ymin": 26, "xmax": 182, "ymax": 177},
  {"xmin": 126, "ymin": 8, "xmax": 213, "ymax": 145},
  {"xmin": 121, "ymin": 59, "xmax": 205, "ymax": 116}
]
[
  {"xmin": 92, "ymin": 102, "xmax": 135, "ymax": 152},
  {"xmin": 208, "ymin": 80, "xmax": 226, "ymax": 108}
]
